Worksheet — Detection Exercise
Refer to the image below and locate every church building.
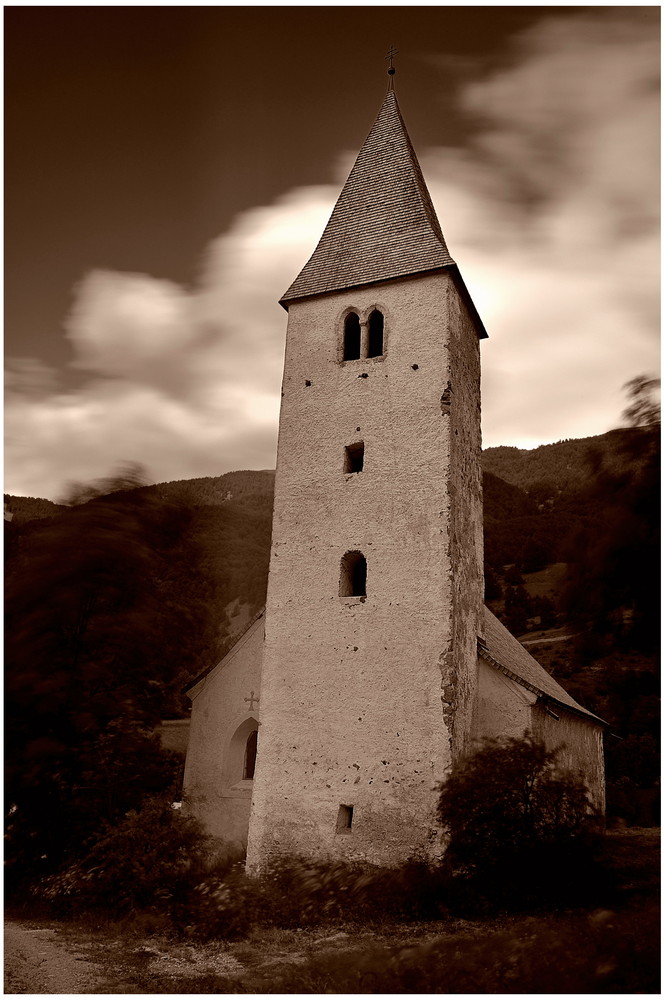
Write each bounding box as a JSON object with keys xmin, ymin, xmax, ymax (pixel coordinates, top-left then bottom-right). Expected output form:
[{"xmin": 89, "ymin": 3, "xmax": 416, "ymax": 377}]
[{"xmin": 182, "ymin": 74, "xmax": 605, "ymax": 868}]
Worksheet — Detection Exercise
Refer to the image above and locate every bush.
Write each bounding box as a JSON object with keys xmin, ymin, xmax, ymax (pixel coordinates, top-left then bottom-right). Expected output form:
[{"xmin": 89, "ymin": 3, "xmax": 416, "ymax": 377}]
[
  {"xmin": 437, "ymin": 734, "xmax": 603, "ymax": 911},
  {"xmin": 35, "ymin": 797, "xmax": 226, "ymax": 918},
  {"xmin": 181, "ymin": 855, "xmax": 449, "ymax": 940},
  {"xmin": 183, "ymin": 863, "xmax": 260, "ymax": 940}
]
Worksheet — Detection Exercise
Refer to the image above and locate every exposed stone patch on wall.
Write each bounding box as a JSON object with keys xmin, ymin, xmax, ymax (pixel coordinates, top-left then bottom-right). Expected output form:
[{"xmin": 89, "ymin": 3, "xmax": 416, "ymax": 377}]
[
  {"xmin": 446, "ymin": 282, "xmax": 484, "ymax": 758},
  {"xmin": 438, "ymin": 648, "xmax": 456, "ymax": 739},
  {"xmin": 532, "ymin": 703, "xmax": 606, "ymax": 814},
  {"xmin": 440, "ymin": 381, "xmax": 452, "ymax": 414}
]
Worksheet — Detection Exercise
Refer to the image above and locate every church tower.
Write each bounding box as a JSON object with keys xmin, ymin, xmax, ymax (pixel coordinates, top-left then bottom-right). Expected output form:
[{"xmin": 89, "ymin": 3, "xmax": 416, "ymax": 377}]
[{"xmin": 245, "ymin": 81, "xmax": 487, "ymax": 868}]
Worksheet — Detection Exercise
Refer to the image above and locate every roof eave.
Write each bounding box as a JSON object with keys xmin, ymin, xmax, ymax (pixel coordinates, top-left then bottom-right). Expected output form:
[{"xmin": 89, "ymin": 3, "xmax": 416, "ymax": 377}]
[
  {"xmin": 477, "ymin": 643, "xmax": 607, "ymax": 727},
  {"xmin": 280, "ymin": 263, "xmax": 489, "ymax": 340}
]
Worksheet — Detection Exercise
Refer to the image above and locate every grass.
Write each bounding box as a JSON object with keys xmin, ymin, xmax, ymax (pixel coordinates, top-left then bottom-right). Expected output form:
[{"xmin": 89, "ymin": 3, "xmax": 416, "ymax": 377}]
[
  {"xmin": 522, "ymin": 561, "xmax": 569, "ymax": 600},
  {"xmin": 17, "ymin": 827, "xmax": 659, "ymax": 994}
]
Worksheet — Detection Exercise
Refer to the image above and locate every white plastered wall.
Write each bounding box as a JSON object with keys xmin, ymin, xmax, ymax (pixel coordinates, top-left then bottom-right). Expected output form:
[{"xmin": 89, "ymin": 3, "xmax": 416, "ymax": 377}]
[
  {"xmin": 473, "ymin": 656, "xmax": 605, "ymax": 813},
  {"xmin": 183, "ymin": 616, "xmax": 264, "ymax": 852}
]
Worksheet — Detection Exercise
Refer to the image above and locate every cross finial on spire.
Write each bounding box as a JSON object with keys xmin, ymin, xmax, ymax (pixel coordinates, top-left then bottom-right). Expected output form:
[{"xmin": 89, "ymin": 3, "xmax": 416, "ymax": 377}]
[{"xmin": 385, "ymin": 45, "xmax": 398, "ymax": 90}]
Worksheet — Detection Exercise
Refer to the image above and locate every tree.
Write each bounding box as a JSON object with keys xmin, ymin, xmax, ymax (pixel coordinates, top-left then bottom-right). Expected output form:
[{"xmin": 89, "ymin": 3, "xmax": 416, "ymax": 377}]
[
  {"xmin": 4, "ymin": 467, "xmax": 218, "ymax": 886},
  {"xmin": 622, "ymin": 375, "xmax": 660, "ymax": 431},
  {"xmin": 562, "ymin": 375, "xmax": 659, "ymax": 652},
  {"xmin": 504, "ymin": 564, "xmax": 524, "ymax": 585},
  {"xmin": 484, "ymin": 564, "xmax": 503, "ymax": 601},
  {"xmin": 518, "ymin": 536, "xmax": 549, "ymax": 574},
  {"xmin": 437, "ymin": 735, "xmax": 598, "ymax": 909},
  {"xmin": 533, "ymin": 595, "xmax": 557, "ymax": 629},
  {"xmin": 504, "ymin": 584, "xmax": 530, "ymax": 636}
]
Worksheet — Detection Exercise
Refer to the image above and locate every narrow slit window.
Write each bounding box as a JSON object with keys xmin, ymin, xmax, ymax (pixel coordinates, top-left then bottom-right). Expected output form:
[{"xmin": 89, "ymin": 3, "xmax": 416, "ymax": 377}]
[
  {"xmin": 344, "ymin": 442, "xmax": 364, "ymax": 473},
  {"xmin": 339, "ymin": 550, "xmax": 367, "ymax": 597},
  {"xmin": 336, "ymin": 804, "xmax": 354, "ymax": 832},
  {"xmin": 343, "ymin": 313, "xmax": 361, "ymax": 361},
  {"xmin": 243, "ymin": 729, "xmax": 258, "ymax": 780},
  {"xmin": 367, "ymin": 310, "xmax": 384, "ymax": 358}
]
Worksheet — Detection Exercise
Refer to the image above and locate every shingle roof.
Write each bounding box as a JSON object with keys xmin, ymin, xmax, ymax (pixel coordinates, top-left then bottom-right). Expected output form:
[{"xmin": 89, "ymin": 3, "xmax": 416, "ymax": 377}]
[
  {"xmin": 479, "ymin": 606, "xmax": 605, "ymax": 725},
  {"xmin": 280, "ymin": 90, "xmax": 480, "ymax": 319}
]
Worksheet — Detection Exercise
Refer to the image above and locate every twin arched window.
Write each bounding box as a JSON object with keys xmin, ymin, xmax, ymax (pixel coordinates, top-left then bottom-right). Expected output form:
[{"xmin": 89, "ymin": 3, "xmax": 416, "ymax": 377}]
[
  {"xmin": 367, "ymin": 310, "xmax": 384, "ymax": 358},
  {"xmin": 342, "ymin": 310, "xmax": 384, "ymax": 361},
  {"xmin": 344, "ymin": 314, "xmax": 361, "ymax": 361}
]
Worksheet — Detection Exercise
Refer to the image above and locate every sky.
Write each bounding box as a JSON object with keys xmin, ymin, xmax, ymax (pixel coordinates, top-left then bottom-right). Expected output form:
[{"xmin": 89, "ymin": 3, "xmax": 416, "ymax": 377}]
[{"xmin": 5, "ymin": 6, "xmax": 660, "ymax": 501}]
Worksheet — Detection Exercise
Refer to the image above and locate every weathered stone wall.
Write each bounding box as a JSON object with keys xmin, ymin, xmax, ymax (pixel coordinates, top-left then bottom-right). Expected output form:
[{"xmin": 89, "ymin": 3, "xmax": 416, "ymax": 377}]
[
  {"xmin": 246, "ymin": 271, "xmax": 484, "ymax": 869},
  {"xmin": 183, "ymin": 615, "xmax": 263, "ymax": 852},
  {"xmin": 445, "ymin": 281, "xmax": 484, "ymax": 757},
  {"xmin": 531, "ymin": 703, "xmax": 606, "ymax": 814}
]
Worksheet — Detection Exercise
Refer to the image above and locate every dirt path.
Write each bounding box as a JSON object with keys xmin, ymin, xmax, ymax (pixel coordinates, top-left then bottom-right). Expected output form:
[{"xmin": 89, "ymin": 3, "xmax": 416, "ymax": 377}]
[
  {"xmin": 4, "ymin": 921, "xmax": 115, "ymax": 994},
  {"xmin": 521, "ymin": 633, "xmax": 577, "ymax": 645}
]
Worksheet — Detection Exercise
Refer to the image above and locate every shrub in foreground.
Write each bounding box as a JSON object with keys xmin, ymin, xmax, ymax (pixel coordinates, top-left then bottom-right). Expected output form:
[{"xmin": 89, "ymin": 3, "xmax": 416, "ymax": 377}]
[
  {"xmin": 33, "ymin": 734, "xmax": 609, "ymax": 933},
  {"xmin": 437, "ymin": 733, "xmax": 604, "ymax": 912},
  {"xmin": 36, "ymin": 797, "xmax": 232, "ymax": 918},
  {"xmin": 183, "ymin": 855, "xmax": 449, "ymax": 939}
]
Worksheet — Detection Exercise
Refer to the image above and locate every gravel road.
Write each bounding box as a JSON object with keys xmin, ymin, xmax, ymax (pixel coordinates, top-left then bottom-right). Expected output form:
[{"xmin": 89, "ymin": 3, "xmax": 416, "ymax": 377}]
[{"xmin": 4, "ymin": 922, "xmax": 110, "ymax": 994}]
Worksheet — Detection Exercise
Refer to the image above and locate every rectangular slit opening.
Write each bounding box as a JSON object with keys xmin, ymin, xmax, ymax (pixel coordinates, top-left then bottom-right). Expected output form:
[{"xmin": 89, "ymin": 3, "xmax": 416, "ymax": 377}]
[
  {"xmin": 336, "ymin": 804, "xmax": 354, "ymax": 832},
  {"xmin": 344, "ymin": 442, "xmax": 364, "ymax": 474}
]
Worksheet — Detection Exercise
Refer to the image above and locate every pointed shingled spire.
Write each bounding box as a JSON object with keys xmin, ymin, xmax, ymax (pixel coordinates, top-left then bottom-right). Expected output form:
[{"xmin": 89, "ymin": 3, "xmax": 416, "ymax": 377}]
[{"xmin": 280, "ymin": 90, "xmax": 456, "ymax": 307}]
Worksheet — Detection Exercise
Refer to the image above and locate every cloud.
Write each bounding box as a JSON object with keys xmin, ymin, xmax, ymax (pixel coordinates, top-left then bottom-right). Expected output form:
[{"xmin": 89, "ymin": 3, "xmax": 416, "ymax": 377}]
[
  {"xmin": 5, "ymin": 189, "xmax": 338, "ymax": 500},
  {"xmin": 423, "ymin": 9, "xmax": 659, "ymax": 446},
  {"xmin": 5, "ymin": 9, "xmax": 659, "ymax": 498}
]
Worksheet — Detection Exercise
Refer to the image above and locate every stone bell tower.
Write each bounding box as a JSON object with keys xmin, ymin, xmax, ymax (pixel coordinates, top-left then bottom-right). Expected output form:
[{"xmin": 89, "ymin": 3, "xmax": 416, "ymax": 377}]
[{"xmin": 246, "ymin": 79, "xmax": 487, "ymax": 868}]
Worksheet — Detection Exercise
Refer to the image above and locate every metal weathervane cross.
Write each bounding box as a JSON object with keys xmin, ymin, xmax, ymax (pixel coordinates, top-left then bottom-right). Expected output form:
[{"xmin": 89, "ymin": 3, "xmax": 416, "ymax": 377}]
[{"xmin": 385, "ymin": 45, "xmax": 398, "ymax": 76}]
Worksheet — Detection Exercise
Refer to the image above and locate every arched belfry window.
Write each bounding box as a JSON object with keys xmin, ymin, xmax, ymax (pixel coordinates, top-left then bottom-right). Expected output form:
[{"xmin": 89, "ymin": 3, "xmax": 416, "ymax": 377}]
[
  {"xmin": 339, "ymin": 550, "xmax": 367, "ymax": 598},
  {"xmin": 343, "ymin": 313, "xmax": 361, "ymax": 361},
  {"xmin": 367, "ymin": 310, "xmax": 384, "ymax": 358},
  {"xmin": 243, "ymin": 729, "xmax": 258, "ymax": 780}
]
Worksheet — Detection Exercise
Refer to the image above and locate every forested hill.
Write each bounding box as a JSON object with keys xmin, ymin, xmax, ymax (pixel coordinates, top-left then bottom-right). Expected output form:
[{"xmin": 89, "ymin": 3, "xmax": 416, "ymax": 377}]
[
  {"xmin": 5, "ymin": 423, "xmax": 659, "ymax": 823},
  {"xmin": 4, "ymin": 469, "xmax": 275, "ymax": 520},
  {"xmin": 140, "ymin": 469, "xmax": 276, "ymax": 511},
  {"xmin": 482, "ymin": 429, "xmax": 627, "ymax": 493},
  {"xmin": 3, "ymin": 495, "xmax": 68, "ymax": 525},
  {"xmin": 3, "ymin": 429, "xmax": 625, "ymax": 525},
  {"xmin": 2, "ymin": 432, "xmax": 626, "ymax": 616}
]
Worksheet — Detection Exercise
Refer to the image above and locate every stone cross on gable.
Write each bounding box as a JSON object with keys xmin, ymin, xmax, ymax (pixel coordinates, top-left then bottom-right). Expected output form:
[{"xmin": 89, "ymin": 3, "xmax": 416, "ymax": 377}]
[{"xmin": 244, "ymin": 690, "xmax": 259, "ymax": 711}]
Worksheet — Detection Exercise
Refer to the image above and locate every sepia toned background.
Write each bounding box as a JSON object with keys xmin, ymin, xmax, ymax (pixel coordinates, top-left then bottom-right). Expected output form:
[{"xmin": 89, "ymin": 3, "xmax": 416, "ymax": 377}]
[{"xmin": 5, "ymin": 6, "xmax": 659, "ymax": 499}]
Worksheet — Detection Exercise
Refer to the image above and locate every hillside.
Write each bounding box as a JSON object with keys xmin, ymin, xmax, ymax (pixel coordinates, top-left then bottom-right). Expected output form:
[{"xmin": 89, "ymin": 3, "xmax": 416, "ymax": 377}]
[
  {"xmin": 5, "ymin": 427, "xmax": 658, "ymax": 823},
  {"xmin": 139, "ymin": 469, "xmax": 275, "ymax": 512},
  {"xmin": 482, "ymin": 428, "xmax": 629, "ymax": 494},
  {"xmin": 3, "ymin": 495, "xmax": 67, "ymax": 525},
  {"xmin": 2, "ymin": 438, "xmax": 607, "ymax": 628}
]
